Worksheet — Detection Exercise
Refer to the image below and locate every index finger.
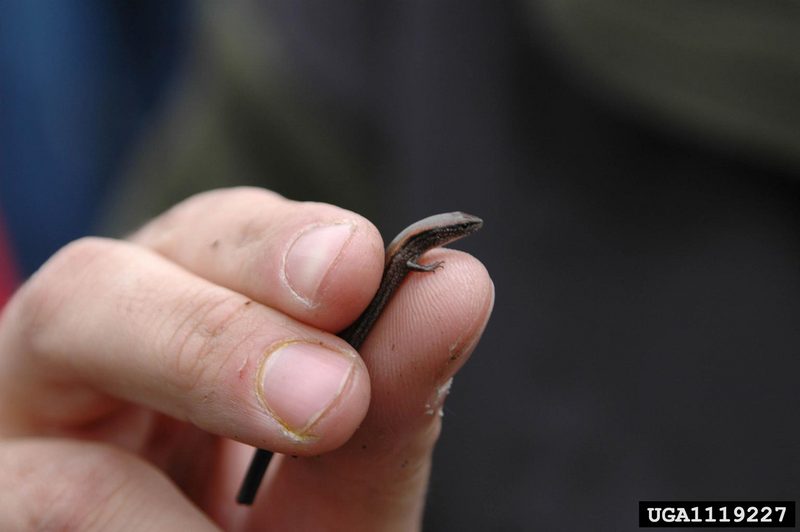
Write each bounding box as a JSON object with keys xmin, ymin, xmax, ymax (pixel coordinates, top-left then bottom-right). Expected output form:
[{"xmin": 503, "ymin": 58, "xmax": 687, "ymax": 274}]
[{"xmin": 130, "ymin": 187, "xmax": 384, "ymax": 333}]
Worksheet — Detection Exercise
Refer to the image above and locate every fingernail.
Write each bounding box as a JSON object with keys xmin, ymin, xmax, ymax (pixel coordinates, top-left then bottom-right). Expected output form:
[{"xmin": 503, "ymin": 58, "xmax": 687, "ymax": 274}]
[
  {"xmin": 258, "ymin": 341, "xmax": 355, "ymax": 437},
  {"xmin": 283, "ymin": 223, "xmax": 355, "ymax": 306}
]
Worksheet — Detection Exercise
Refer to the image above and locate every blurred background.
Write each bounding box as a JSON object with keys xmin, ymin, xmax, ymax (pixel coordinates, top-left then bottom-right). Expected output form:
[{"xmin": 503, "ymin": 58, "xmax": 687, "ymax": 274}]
[{"xmin": 2, "ymin": 1, "xmax": 799, "ymax": 530}]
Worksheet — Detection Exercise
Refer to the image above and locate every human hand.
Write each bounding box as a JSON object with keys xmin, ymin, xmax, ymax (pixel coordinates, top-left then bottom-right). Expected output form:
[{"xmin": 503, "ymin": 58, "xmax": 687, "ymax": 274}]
[{"xmin": 0, "ymin": 188, "xmax": 493, "ymax": 531}]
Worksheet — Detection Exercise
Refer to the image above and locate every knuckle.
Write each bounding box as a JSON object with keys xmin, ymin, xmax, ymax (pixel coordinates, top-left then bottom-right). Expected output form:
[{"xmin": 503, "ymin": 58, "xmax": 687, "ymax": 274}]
[
  {"xmin": 215, "ymin": 185, "xmax": 285, "ymax": 204},
  {"xmin": 41, "ymin": 236, "xmax": 111, "ymax": 277},
  {"xmin": 43, "ymin": 452, "xmax": 130, "ymax": 530},
  {"xmin": 12, "ymin": 237, "xmax": 115, "ymax": 352},
  {"xmin": 160, "ymin": 289, "xmax": 252, "ymax": 396},
  {"xmin": 131, "ymin": 187, "xmax": 286, "ymax": 252},
  {"xmin": 1, "ymin": 442, "xmax": 134, "ymax": 531}
]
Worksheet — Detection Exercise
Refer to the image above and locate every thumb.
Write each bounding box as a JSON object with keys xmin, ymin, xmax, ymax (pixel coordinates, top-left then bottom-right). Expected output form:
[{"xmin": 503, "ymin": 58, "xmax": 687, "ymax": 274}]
[{"xmin": 247, "ymin": 249, "xmax": 493, "ymax": 531}]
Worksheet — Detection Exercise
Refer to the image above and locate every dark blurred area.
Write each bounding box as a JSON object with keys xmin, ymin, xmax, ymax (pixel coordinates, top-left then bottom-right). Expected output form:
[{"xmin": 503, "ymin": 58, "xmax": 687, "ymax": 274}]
[
  {"xmin": 0, "ymin": 1, "xmax": 186, "ymax": 274},
  {"xmin": 2, "ymin": 1, "xmax": 799, "ymax": 530}
]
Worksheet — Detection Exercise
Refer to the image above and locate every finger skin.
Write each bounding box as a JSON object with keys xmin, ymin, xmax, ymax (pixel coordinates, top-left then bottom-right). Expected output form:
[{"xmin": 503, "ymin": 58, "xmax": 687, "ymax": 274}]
[
  {"xmin": 131, "ymin": 187, "xmax": 385, "ymax": 333},
  {"xmin": 246, "ymin": 250, "xmax": 494, "ymax": 531},
  {"xmin": 0, "ymin": 236, "xmax": 370, "ymax": 456},
  {"xmin": 0, "ymin": 439, "xmax": 220, "ymax": 531}
]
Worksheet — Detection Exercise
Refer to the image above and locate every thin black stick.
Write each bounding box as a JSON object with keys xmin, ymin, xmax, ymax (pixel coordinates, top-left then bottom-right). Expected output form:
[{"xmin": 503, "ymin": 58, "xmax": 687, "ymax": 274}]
[{"xmin": 236, "ymin": 449, "xmax": 272, "ymax": 504}]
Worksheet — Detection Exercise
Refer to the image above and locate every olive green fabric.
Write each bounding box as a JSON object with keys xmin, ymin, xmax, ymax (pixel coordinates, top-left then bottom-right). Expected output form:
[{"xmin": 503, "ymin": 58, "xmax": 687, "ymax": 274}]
[{"xmin": 529, "ymin": 0, "xmax": 800, "ymax": 169}]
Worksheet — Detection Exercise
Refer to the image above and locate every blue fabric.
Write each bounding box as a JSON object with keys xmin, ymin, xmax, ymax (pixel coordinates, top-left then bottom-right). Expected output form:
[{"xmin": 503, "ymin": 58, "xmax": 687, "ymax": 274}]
[{"xmin": 0, "ymin": 1, "xmax": 186, "ymax": 276}]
